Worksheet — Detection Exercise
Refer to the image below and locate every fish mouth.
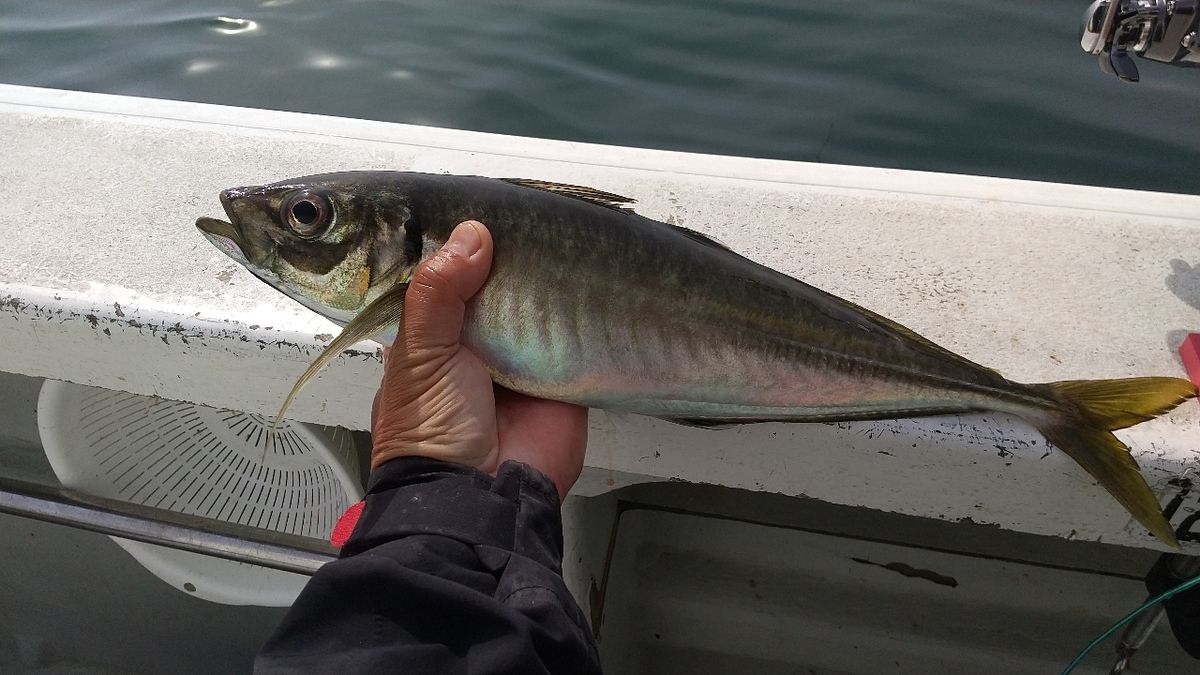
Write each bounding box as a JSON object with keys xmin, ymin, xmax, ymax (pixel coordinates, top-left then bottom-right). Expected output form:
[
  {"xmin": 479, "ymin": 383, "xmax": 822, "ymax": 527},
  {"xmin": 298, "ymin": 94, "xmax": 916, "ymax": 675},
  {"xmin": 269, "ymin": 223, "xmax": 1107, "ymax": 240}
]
[
  {"xmin": 195, "ymin": 216, "xmax": 251, "ymax": 265},
  {"xmin": 195, "ymin": 187, "xmax": 255, "ymax": 264}
]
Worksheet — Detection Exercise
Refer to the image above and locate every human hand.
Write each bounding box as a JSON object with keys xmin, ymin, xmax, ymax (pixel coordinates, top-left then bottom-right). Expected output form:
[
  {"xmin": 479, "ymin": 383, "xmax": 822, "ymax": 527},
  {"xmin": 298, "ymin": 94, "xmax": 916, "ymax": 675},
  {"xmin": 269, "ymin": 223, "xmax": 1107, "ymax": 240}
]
[{"xmin": 370, "ymin": 221, "xmax": 589, "ymax": 501}]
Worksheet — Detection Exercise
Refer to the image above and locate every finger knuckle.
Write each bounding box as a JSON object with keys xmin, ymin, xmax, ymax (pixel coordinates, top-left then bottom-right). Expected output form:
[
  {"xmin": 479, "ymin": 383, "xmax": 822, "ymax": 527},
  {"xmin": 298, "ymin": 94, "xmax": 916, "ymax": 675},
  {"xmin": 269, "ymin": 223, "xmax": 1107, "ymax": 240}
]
[{"xmin": 410, "ymin": 253, "xmax": 456, "ymax": 294}]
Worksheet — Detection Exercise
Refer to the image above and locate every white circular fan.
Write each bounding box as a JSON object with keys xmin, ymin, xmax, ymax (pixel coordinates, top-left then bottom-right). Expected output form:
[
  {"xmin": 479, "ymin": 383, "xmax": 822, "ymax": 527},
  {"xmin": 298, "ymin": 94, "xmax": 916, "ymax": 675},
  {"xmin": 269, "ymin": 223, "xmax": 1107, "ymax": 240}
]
[{"xmin": 36, "ymin": 379, "xmax": 363, "ymax": 606}]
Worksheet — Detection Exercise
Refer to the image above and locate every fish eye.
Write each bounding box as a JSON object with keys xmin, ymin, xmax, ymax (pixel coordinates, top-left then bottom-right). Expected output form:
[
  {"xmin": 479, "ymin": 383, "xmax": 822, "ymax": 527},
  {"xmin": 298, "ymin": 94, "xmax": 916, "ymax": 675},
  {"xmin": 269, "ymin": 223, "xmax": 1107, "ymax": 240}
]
[{"xmin": 282, "ymin": 191, "xmax": 332, "ymax": 239}]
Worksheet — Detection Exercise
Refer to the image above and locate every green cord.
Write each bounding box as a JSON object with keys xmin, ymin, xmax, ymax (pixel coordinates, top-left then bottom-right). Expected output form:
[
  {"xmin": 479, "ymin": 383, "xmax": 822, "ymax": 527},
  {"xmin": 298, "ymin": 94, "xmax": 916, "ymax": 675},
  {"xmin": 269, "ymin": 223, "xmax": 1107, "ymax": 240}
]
[{"xmin": 1061, "ymin": 572, "xmax": 1200, "ymax": 674}]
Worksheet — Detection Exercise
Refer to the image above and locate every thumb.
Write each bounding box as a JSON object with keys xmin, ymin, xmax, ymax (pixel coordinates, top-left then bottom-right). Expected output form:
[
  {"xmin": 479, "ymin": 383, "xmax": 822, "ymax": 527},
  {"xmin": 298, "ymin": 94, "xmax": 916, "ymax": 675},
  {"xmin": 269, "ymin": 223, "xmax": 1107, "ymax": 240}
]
[{"xmin": 401, "ymin": 221, "xmax": 494, "ymax": 353}]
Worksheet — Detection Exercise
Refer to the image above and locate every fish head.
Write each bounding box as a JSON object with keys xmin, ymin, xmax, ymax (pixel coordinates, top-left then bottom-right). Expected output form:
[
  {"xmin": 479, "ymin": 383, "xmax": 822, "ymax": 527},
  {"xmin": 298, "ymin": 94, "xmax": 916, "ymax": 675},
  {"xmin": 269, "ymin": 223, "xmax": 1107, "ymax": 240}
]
[{"xmin": 196, "ymin": 174, "xmax": 421, "ymax": 322}]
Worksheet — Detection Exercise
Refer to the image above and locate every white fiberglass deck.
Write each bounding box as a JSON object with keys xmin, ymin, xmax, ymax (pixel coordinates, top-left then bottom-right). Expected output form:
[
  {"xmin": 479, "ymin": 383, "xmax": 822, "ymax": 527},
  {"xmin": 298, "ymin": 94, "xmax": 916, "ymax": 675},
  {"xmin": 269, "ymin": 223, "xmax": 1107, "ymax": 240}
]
[{"xmin": 1, "ymin": 84, "xmax": 1198, "ymax": 550}]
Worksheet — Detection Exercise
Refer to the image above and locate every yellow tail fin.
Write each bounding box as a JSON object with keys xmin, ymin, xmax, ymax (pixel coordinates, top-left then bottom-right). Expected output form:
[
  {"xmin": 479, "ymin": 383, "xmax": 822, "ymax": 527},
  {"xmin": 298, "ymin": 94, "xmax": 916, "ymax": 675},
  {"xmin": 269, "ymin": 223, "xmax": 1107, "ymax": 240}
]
[{"xmin": 1038, "ymin": 377, "xmax": 1196, "ymax": 548}]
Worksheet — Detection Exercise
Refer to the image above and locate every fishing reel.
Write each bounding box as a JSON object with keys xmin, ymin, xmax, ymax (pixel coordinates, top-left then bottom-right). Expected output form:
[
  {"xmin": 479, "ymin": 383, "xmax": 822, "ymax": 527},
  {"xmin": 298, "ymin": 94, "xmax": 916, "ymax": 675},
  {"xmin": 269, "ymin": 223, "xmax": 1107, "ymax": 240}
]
[{"xmin": 1080, "ymin": 0, "xmax": 1200, "ymax": 81}]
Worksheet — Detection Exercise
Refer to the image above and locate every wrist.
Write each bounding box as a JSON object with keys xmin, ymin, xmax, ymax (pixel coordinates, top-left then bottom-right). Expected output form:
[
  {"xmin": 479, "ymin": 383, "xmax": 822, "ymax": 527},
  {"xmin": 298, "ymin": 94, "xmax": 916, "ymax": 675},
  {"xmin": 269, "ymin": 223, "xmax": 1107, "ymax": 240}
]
[{"xmin": 370, "ymin": 435, "xmax": 497, "ymax": 475}]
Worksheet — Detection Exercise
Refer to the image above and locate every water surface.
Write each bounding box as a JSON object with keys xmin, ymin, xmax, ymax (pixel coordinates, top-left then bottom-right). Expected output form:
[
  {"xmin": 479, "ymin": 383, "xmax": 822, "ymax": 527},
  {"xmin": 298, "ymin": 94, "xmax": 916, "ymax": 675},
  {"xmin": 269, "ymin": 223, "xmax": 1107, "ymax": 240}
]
[{"xmin": 1, "ymin": 0, "xmax": 1198, "ymax": 193}]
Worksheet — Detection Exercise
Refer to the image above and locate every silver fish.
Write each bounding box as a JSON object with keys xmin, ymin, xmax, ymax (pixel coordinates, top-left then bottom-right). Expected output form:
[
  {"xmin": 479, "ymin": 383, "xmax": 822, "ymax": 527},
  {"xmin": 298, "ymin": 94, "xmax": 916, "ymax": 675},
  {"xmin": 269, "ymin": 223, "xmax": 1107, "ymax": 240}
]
[{"xmin": 197, "ymin": 171, "xmax": 1196, "ymax": 546}]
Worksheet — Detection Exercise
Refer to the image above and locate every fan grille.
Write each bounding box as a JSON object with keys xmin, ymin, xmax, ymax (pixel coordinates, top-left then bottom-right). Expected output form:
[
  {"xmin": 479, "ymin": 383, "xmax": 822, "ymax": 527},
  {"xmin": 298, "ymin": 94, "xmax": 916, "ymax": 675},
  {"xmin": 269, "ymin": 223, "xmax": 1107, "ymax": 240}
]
[{"xmin": 76, "ymin": 387, "xmax": 353, "ymax": 538}]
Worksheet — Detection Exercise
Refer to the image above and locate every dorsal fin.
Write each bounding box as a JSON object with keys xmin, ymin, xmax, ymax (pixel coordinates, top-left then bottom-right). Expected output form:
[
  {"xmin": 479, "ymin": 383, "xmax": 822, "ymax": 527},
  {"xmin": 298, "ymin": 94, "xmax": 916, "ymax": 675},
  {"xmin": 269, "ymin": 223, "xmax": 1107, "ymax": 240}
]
[
  {"xmin": 501, "ymin": 178, "xmax": 636, "ymax": 211},
  {"xmin": 674, "ymin": 226, "xmax": 732, "ymax": 251}
]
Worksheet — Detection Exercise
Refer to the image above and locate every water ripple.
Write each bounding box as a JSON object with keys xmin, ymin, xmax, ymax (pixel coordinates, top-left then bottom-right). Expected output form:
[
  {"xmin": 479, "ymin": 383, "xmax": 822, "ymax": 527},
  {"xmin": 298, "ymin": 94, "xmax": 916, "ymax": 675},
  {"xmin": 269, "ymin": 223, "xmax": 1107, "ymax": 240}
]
[{"xmin": 210, "ymin": 17, "xmax": 259, "ymax": 36}]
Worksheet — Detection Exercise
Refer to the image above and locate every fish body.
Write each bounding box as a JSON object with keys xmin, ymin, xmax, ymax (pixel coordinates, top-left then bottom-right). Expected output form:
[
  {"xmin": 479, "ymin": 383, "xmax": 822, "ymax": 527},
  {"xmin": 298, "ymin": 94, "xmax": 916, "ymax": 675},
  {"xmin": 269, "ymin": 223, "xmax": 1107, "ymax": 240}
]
[{"xmin": 197, "ymin": 171, "xmax": 1196, "ymax": 545}]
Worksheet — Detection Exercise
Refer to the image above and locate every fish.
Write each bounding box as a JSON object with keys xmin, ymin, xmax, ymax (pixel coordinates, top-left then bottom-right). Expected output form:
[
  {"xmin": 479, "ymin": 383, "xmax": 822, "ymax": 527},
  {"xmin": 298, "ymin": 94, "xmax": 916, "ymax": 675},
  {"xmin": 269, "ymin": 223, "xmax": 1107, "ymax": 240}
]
[{"xmin": 197, "ymin": 171, "xmax": 1197, "ymax": 547}]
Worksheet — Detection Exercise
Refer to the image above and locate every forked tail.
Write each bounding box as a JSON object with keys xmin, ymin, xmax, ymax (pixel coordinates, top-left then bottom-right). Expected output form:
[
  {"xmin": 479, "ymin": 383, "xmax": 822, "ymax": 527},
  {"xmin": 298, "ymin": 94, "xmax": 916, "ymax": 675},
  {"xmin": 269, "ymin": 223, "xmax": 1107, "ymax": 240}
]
[{"xmin": 1033, "ymin": 377, "xmax": 1196, "ymax": 547}]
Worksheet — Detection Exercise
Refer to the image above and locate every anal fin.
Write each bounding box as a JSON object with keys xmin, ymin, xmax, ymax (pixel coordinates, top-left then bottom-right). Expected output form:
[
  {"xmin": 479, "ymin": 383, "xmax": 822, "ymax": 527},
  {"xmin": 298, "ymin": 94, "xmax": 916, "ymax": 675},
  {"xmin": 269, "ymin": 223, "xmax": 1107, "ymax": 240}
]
[{"xmin": 656, "ymin": 416, "xmax": 761, "ymax": 429}]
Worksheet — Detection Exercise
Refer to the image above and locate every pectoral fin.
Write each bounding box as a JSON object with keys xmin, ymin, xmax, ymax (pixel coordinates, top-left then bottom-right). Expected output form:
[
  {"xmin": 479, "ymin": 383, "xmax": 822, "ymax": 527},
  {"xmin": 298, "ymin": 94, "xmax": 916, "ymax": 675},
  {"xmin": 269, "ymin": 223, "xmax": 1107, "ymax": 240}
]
[{"xmin": 271, "ymin": 282, "xmax": 410, "ymax": 432}]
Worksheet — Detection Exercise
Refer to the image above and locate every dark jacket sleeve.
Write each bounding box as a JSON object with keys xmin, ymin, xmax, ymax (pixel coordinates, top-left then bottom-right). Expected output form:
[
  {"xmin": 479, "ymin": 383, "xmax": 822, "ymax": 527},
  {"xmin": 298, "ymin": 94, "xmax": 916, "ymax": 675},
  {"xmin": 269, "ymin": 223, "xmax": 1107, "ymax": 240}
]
[{"xmin": 255, "ymin": 457, "xmax": 602, "ymax": 675}]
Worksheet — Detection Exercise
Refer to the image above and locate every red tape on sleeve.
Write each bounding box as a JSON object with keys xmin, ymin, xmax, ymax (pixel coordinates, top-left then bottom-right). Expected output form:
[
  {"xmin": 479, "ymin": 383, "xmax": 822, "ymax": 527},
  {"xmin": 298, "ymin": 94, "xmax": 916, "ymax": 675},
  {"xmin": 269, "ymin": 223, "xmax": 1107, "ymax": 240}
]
[
  {"xmin": 330, "ymin": 500, "xmax": 365, "ymax": 549},
  {"xmin": 1180, "ymin": 333, "xmax": 1200, "ymax": 390}
]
